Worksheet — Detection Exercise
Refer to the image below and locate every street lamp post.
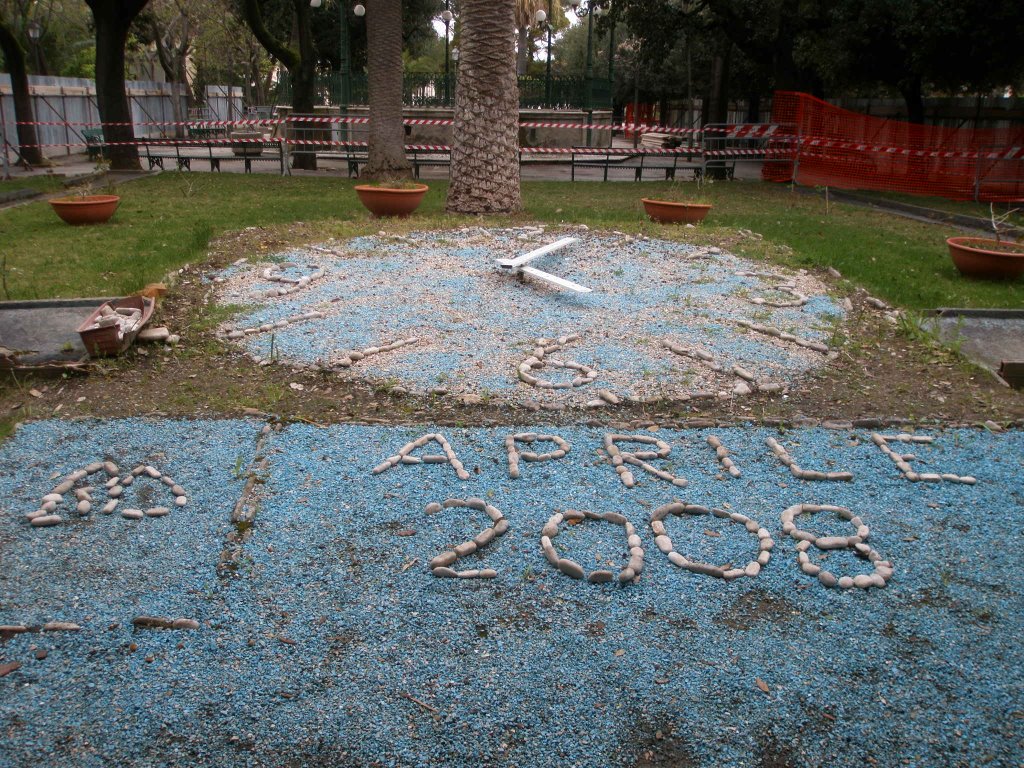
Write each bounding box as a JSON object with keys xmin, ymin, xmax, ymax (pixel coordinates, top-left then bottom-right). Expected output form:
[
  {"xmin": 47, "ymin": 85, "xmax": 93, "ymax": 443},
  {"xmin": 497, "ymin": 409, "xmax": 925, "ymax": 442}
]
[
  {"xmin": 534, "ymin": 2, "xmax": 553, "ymax": 109},
  {"xmin": 442, "ymin": 4, "xmax": 453, "ymax": 105},
  {"xmin": 536, "ymin": 3, "xmax": 552, "ymax": 108},
  {"xmin": 310, "ymin": 1, "xmax": 364, "ymax": 109},
  {"xmin": 311, "ymin": 1, "xmax": 364, "ymax": 145},
  {"xmin": 607, "ymin": 13, "xmax": 615, "ymax": 90},
  {"xmin": 26, "ymin": 21, "xmax": 43, "ymax": 75},
  {"xmin": 569, "ymin": 0, "xmax": 606, "ymax": 146}
]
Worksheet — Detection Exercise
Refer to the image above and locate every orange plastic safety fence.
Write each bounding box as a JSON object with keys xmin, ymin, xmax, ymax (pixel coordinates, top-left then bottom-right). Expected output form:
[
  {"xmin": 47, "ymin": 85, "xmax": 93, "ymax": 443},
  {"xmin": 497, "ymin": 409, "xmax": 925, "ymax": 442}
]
[{"xmin": 763, "ymin": 91, "xmax": 1024, "ymax": 202}]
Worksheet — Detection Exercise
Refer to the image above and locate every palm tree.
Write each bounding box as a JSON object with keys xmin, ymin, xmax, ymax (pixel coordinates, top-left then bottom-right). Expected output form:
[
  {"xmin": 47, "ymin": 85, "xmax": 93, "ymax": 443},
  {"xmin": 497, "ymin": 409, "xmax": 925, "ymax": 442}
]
[
  {"xmin": 362, "ymin": 0, "xmax": 411, "ymax": 180},
  {"xmin": 446, "ymin": 0, "xmax": 522, "ymax": 214}
]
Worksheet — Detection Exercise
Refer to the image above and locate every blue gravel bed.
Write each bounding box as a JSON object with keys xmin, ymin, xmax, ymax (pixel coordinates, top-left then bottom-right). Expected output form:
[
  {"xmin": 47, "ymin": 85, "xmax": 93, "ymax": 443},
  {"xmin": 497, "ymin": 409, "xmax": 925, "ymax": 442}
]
[
  {"xmin": 213, "ymin": 230, "xmax": 843, "ymax": 399},
  {"xmin": 1, "ymin": 421, "xmax": 1021, "ymax": 767}
]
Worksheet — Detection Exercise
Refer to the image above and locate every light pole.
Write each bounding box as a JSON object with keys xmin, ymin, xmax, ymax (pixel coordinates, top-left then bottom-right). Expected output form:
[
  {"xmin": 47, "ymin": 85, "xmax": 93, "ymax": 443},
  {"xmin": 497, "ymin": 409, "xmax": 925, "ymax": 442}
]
[
  {"xmin": 26, "ymin": 21, "xmax": 43, "ymax": 75},
  {"xmin": 535, "ymin": 2, "xmax": 553, "ymax": 109},
  {"xmin": 442, "ymin": 4, "xmax": 453, "ymax": 105},
  {"xmin": 310, "ymin": 1, "xmax": 364, "ymax": 109},
  {"xmin": 606, "ymin": 12, "xmax": 615, "ymax": 93},
  {"xmin": 569, "ymin": 0, "xmax": 606, "ymax": 146},
  {"xmin": 311, "ymin": 1, "xmax": 364, "ymax": 147}
]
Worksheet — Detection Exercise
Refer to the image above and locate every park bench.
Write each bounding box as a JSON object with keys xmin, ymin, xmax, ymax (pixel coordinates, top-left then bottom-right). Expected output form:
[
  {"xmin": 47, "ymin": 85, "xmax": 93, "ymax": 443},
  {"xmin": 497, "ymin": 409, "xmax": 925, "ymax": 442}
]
[
  {"xmin": 319, "ymin": 146, "xmax": 451, "ymax": 179},
  {"xmin": 570, "ymin": 147, "xmax": 701, "ymax": 181},
  {"xmin": 407, "ymin": 147, "xmax": 451, "ymax": 178},
  {"xmin": 700, "ymin": 124, "xmax": 781, "ymax": 179},
  {"xmin": 139, "ymin": 139, "xmax": 287, "ymax": 175},
  {"xmin": 186, "ymin": 124, "xmax": 227, "ymax": 141},
  {"xmin": 82, "ymin": 128, "xmax": 106, "ymax": 161}
]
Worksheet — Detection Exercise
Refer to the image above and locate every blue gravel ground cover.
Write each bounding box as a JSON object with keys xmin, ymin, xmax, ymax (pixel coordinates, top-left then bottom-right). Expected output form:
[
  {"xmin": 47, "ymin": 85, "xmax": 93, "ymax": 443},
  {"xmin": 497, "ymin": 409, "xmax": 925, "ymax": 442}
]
[
  {"xmin": 213, "ymin": 231, "xmax": 843, "ymax": 397},
  {"xmin": 1, "ymin": 419, "xmax": 1022, "ymax": 767}
]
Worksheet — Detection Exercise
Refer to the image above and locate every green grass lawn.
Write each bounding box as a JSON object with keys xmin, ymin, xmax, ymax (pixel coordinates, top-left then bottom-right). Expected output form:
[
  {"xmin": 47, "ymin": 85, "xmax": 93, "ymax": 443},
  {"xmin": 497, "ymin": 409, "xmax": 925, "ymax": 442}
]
[
  {"xmin": 851, "ymin": 189, "xmax": 1024, "ymax": 227},
  {"xmin": 0, "ymin": 174, "xmax": 67, "ymax": 196},
  {"xmin": 0, "ymin": 173, "xmax": 1020, "ymax": 309}
]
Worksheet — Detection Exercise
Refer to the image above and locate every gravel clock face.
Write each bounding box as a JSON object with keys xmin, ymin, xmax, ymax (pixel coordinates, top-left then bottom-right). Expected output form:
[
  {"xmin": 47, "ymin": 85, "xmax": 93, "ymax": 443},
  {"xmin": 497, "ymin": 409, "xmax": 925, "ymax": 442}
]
[{"xmin": 212, "ymin": 227, "xmax": 844, "ymax": 406}]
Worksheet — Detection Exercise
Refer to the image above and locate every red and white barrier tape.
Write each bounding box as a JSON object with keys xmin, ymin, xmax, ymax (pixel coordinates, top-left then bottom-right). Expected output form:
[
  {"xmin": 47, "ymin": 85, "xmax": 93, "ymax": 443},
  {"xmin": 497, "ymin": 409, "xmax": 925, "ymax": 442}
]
[
  {"xmin": 12, "ymin": 116, "xmax": 711, "ymax": 135},
  {"xmin": 15, "ymin": 116, "xmax": 1020, "ymax": 158},
  {"xmin": 11, "ymin": 131, "xmax": 1022, "ymax": 162},
  {"xmin": 11, "ymin": 137, "xmax": 704, "ymax": 155}
]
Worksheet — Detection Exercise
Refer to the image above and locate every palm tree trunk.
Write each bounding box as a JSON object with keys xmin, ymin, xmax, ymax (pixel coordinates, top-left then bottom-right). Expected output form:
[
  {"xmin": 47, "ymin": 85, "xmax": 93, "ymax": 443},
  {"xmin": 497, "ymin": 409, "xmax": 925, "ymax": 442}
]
[
  {"xmin": 446, "ymin": 0, "xmax": 522, "ymax": 214},
  {"xmin": 516, "ymin": 26, "xmax": 529, "ymax": 75},
  {"xmin": 362, "ymin": 0, "xmax": 411, "ymax": 180}
]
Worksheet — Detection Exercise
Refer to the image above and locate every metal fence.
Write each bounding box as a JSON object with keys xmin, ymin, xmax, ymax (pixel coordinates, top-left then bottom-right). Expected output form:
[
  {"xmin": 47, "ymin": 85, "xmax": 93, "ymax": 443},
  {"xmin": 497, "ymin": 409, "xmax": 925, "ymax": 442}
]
[
  {"xmin": 0, "ymin": 75, "xmax": 241, "ymax": 161},
  {"xmin": 275, "ymin": 72, "xmax": 613, "ymax": 110},
  {"xmin": 200, "ymin": 85, "xmax": 244, "ymax": 122}
]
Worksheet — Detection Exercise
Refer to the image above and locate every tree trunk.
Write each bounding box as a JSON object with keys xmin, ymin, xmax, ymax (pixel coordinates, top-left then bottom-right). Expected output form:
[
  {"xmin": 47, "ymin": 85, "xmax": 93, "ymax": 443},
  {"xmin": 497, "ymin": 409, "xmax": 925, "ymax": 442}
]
[
  {"xmin": 0, "ymin": 21, "xmax": 44, "ymax": 166},
  {"xmin": 706, "ymin": 45, "xmax": 732, "ymax": 180},
  {"xmin": 87, "ymin": 0, "xmax": 151, "ymax": 171},
  {"xmin": 746, "ymin": 93, "xmax": 760, "ymax": 123},
  {"xmin": 241, "ymin": 0, "xmax": 317, "ymax": 170},
  {"xmin": 362, "ymin": 0, "xmax": 411, "ymax": 180},
  {"xmin": 446, "ymin": 0, "xmax": 522, "ymax": 214},
  {"xmin": 516, "ymin": 26, "xmax": 529, "ymax": 75},
  {"xmin": 900, "ymin": 75, "xmax": 926, "ymax": 124},
  {"xmin": 289, "ymin": 0, "xmax": 317, "ymax": 170},
  {"xmin": 708, "ymin": 47, "xmax": 730, "ymax": 124}
]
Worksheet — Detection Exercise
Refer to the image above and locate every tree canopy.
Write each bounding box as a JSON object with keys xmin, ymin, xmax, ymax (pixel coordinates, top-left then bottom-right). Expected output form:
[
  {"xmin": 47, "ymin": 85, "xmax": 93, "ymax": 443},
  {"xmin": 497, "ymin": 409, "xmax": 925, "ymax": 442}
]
[{"xmin": 591, "ymin": 0, "xmax": 1024, "ymax": 123}]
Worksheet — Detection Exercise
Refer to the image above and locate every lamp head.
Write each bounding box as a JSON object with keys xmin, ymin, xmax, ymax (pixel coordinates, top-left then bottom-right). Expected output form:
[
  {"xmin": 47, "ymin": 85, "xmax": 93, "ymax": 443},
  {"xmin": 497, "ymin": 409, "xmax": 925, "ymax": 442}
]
[{"xmin": 353, "ymin": 4, "xmax": 365, "ymax": 16}]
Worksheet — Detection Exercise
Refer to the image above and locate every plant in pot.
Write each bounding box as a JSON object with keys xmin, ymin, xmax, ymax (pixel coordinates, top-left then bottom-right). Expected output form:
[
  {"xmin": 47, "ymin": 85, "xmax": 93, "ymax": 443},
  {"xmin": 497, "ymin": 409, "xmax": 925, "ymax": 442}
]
[
  {"xmin": 354, "ymin": 180, "xmax": 429, "ymax": 218},
  {"xmin": 49, "ymin": 180, "xmax": 121, "ymax": 226},
  {"xmin": 641, "ymin": 177, "xmax": 713, "ymax": 224},
  {"xmin": 946, "ymin": 203, "xmax": 1024, "ymax": 280}
]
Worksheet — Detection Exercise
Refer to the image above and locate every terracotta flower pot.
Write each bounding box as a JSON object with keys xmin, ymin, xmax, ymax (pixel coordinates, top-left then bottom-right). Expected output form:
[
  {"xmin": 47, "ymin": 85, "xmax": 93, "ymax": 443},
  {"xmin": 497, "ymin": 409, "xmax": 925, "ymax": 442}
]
[
  {"xmin": 49, "ymin": 194, "xmax": 121, "ymax": 226},
  {"xmin": 641, "ymin": 198, "xmax": 712, "ymax": 224},
  {"xmin": 946, "ymin": 236, "xmax": 1024, "ymax": 280},
  {"xmin": 354, "ymin": 183, "xmax": 429, "ymax": 218}
]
